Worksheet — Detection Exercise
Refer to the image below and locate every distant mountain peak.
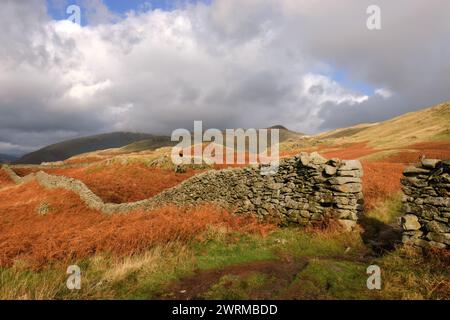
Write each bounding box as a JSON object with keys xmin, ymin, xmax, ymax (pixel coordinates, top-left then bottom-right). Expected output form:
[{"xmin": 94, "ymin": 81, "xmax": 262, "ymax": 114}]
[
  {"xmin": 268, "ymin": 125, "xmax": 288, "ymax": 130},
  {"xmin": 0, "ymin": 153, "xmax": 18, "ymax": 164},
  {"xmin": 15, "ymin": 132, "xmax": 169, "ymax": 164}
]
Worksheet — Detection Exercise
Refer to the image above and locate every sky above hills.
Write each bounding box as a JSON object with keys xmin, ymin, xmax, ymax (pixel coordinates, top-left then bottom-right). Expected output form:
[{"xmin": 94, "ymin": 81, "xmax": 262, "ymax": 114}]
[{"xmin": 1, "ymin": 0, "xmax": 449, "ymax": 155}]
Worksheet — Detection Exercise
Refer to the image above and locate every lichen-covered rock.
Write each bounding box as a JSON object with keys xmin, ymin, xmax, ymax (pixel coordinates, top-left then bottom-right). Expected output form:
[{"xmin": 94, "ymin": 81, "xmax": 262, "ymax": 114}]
[
  {"xmin": 421, "ymin": 159, "xmax": 440, "ymax": 169},
  {"xmin": 339, "ymin": 160, "xmax": 363, "ymax": 171},
  {"xmin": 329, "ymin": 177, "xmax": 361, "ymax": 185},
  {"xmin": 425, "ymin": 221, "xmax": 449, "ymax": 233},
  {"xmin": 309, "ymin": 152, "xmax": 327, "ymax": 165},
  {"xmin": 331, "ymin": 183, "xmax": 362, "ymax": 193},
  {"xmin": 401, "ymin": 214, "xmax": 421, "ymax": 231},
  {"xmin": 426, "ymin": 232, "xmax": 450, "ymax": 245},
  {"xmin": 401, "ymin": 158, "xmax": 450, "ymax": 249},
  {"xmin": 324, "ymin": 165, "xmax": 337, "ymax": 176},
  {"xmin": 403, "ymin": 166, "xmax": 430, "ymax": 175},
  {"xmin": 338, "ymin": 170, "xmax": 362, "ymax": 178}
]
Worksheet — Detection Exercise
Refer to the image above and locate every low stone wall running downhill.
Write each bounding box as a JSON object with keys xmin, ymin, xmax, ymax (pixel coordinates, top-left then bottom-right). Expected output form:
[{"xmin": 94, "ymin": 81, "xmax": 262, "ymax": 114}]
[
  {"xmin": 401, "ymin": 159, "xmax": 450, "ymax": 249},
  {"xmin": 148, "ymin": 153, "xmax": 364, "ymax": 229},
  {"xmin": 1, "ymin": 152, "xmax": 364, "ymax": 229}
]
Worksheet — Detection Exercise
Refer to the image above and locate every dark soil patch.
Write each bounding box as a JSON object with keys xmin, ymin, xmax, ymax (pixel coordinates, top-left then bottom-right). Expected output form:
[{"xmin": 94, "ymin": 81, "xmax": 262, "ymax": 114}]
[
  {"xmin": 359, "ymin": 216, "xmax": 402, "ymax": 255},
  {"xmin": 156, "ymin": 257, "xmax": 309, "ymax": 300}
]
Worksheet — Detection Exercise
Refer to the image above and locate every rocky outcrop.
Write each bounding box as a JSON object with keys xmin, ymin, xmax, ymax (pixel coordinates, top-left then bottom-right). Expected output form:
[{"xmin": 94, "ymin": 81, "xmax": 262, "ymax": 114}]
[
  {"xmin": 401, "ymin": 159, "xmax": 450, "ymax": 249},
  {"xmin": 1, "ymin": 152, "xmax": 364, "ymax": 229}
]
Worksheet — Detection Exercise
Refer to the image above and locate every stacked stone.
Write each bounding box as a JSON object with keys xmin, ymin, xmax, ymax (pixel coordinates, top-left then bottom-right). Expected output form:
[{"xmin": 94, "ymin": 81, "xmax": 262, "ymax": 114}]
[
  {"xmin": 401, "ymin": 158, "xmax": 450, "ymax": 249},
  {"xmin": 2, "ymin": 153, "xmax": 365, "ymax": 231},
  {"xmin": 151, "ymin": 151, "xmax": 364, "ymax": 230},
  {"xmin": 290, "ymin": 152, "xmax": 364, "ymax": 230}
]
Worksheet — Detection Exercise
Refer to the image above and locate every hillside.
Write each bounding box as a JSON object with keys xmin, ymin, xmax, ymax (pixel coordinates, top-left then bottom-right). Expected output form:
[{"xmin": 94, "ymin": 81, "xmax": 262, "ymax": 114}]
[
  {"xmin": 0, "ymin": 154, "xmax": 17, "ymax": 163},
  {"xmin": 270, "ymin": 125, "xmax": 305, "ymax": 142},
  {"xmin": 317, "ymin": 102, "xmax": 450, "ymax": 148},
  {"xmin": 13, "ymin": 125, "xmax": 304, "ymax": 165},
  {"xmin": 120, "ymin": 126, "xmax": 304, "ymax": 153},
  {"xmin": 120, "ymin": 135, "xmax": 174, "ymax": 153},
  {"xmin": 276, "ymin": 102, "xmax": 450, "ymax": 159},
  {"xmin": 15, "ymin": 132, "xmax": 168, "ymax": 164}
]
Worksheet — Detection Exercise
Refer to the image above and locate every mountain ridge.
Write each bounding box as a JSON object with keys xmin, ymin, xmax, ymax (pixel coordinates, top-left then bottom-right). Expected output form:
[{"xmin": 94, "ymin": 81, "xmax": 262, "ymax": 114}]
[
  {"xmin": 0, "ymin": 153, "xmax": 18, "ymax": 163},
  {"xmin": 14, "ymin": 102, "xmax": 450, "ymax": 164},
  {"xmin": 15, "ymin": 132, "xmax": 166, "ymax": 164}
]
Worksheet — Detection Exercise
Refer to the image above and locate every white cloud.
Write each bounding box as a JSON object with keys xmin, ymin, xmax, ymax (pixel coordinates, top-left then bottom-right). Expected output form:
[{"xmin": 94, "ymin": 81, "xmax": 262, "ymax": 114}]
[
  {"xmin": 0, "ymin": 0, "xmax": 449, "ymax": 154},
  {"xmin": 375, "ymin": 88, "xmax": 393, "ymax": 99},
  {"xmin": 68, "ymin": 79, "xmax": 112, "ymax": 100},
  {"xmin": 302, "ymin": 74, "xmax": 369, "ymax": 106}
]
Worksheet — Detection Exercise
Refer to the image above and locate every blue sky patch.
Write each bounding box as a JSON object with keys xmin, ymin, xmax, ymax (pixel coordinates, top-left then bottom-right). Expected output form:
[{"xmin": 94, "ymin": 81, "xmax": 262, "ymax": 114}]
[
  {"xmin": 330, "ymin": 69, "xmax": 375, "ymax": 96},
  {"xmin": 46, "ymin": 0, "xmax": 211, "ymax": 24}
]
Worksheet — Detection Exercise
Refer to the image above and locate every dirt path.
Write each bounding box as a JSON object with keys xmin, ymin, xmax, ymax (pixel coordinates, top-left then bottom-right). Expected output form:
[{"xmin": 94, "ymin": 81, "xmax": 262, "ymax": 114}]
[
  {"xmin": 156, "ymin": 257, "xmax": 309, "ymax": 300},
  {"xmin": 155, "ymin": 251, "xmax": 376, "ymax": 300}
]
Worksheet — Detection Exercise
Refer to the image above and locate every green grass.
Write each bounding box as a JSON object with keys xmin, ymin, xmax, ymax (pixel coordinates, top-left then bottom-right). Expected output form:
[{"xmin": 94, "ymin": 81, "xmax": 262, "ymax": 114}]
[
  {"xmin": 203, "ymin": 273, "xmax": 269, "ymax": 300},
  {"xmin": 284, "ymin": 259, "xmax": 373, "ymax": 300},
  {"xmin": 0, "ymin": 267, "xmax": 65, "ymax": 300},
  {"xmin": 268, "ymin": 229, "xmax": 369, "ymax": 259},
  {"xmin": 366, "ymin": 192, "xmax": 403, "ymax": 225},
  {"xmin": 193, "ymin": 234, "xmax": 276, "ymax": 270},
  {"xmin": 1, "ymin": 214, "xmax": 448, "ymax": 300},
  {"xmin": 0, "ymin": 244, "xmax": 197, "ymax": 300},
  {"xmin": 430, "ymin": 129, "xmax": 450, "ymax": 141},
  {"xmin": 373, "ymin": 246, "xmax": 449, "ymax": 300}
]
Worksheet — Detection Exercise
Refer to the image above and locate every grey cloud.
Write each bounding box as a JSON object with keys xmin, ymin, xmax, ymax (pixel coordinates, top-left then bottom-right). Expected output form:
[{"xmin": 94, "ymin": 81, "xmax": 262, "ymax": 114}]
[
  {"xmin": 0, "ymin": 0, "xmax": 449, "ymax": 155},
  {"xmin": 295, "ymin": 0, "xmax": 450, "ymax": 128}
]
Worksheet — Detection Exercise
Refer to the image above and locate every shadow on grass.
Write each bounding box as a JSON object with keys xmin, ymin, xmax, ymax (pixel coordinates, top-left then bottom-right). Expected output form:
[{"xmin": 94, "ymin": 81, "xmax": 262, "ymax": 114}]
[{"xmin": 358, "ymin": 216, "xmax": 402, "ymax": 255}]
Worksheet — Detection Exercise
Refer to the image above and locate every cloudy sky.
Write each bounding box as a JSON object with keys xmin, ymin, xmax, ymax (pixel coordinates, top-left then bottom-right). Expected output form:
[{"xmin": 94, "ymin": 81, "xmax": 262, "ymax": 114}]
[{"xmin": 1, "ymin": 0, "xmax": 449, "ymax": 155}]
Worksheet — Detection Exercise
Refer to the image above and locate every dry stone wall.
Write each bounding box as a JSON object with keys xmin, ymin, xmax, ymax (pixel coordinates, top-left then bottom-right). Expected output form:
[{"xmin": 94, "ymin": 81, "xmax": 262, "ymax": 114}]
[
  {"xmin": 2, "ymin": 152, "xmax": 364, "ymax": 229},
  {"xmin": 148, "ymin": 152, "xmax": 364, "ymax": 229},
  {"xmin": 401, "ymin": 159, "xmax": 450, "ymax": 249}
]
